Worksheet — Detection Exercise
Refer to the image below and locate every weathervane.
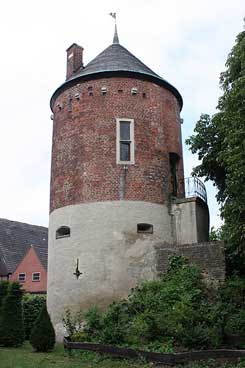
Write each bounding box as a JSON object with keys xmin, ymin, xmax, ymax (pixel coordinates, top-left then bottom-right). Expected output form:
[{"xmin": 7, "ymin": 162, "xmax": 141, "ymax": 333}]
[
  {"xmin": 109, "ymin": 12, "xmax": 119, "ymax": 44},
  {"xmin": 109, "ymin": 12, "xmax": 117, "ymax": 23}
]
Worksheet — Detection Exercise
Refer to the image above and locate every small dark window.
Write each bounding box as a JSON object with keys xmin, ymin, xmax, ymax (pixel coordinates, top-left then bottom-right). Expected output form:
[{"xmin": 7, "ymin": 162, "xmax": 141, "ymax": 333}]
[
  {"xmin": 142, "ymin": 92, "xmax": 146, "ymax": 98},
  {"xmin": 131, "ymin": 87, "xmax": 138, "ymax": 95},
  {"xmin": 101, "ymin": 86, "xmax": 107, "ymax": 95},
  {"xmin": 118, "ymin": 89, "xmax": 123, "ymax": 93},
  {"xmin": 88, "ymin": 86, "xmax": 93, "ymax": 91},
  {"xmin": 32, "ymin": 272, "xmax": 40, "ymax": 282},
  {"xmin": 18, "ymin": 273, "xmax": 26, "ymax": 282},
  {"xmin": 137, "ymin": 223, "xmax": 153, "ymax": 234},
  {"xmin": 88, "ymin": 91, "xmax": 93, "ymax": 96},
  {"xmin": 56, "ymin": 226, "xmax": 71, "ymax": 239}
]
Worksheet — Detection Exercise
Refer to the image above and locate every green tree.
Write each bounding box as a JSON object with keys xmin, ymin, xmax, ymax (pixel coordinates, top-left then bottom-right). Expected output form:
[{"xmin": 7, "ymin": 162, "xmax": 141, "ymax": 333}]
[
  {"xmin": 22, "ymin": 293, "xmax": 46, "ymax": 339},
  {"xmin": 0, "ymin": 281, "xmax": 9, "ymax": 309},
  {"xmin": 0, "ymin": 281, "xmax": 10, "ymax": 344},
  {"xmin": 30, "ymin": 303, "xmax": 55, "ymax": 352},
  {"xmin": 186, "ymin": 27, "xmax": 245, "ymax": 276},
  {"xmin": 0, "ymin": 282, "xmax": 25, "ymax": 347}
]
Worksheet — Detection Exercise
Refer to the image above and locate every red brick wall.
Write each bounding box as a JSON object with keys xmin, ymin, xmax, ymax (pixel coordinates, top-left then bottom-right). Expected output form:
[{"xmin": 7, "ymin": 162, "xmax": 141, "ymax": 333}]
[
  {"xmin": 50, "ymin": 77, "xmax": 184, "ymax": 213},
  {"xmin": 11, "ymin": 247, "xmax": 47, "ymax": 293}
]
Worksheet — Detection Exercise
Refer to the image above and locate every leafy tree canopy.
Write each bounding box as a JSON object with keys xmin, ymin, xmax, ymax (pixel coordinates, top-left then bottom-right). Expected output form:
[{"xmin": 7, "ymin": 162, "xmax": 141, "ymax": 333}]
[{"xmin": 186, "ymin": 27, "xmax": 245, "ymax": 276}]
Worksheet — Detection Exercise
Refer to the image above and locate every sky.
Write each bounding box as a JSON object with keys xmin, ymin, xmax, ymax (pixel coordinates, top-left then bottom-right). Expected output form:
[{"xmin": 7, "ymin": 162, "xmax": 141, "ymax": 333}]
[{"xmin": 0, "ymin": 0, "xmax": 244, "ymax": 228}]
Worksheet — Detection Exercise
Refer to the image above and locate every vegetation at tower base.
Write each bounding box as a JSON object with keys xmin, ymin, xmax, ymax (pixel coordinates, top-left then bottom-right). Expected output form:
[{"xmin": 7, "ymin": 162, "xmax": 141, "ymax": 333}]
[
  {"xmin": 30, "ymin": 303, "xmax": 55, "ymax": 352},
  {"xmin": 65, "ymin": 256, "xmax": 245, "ymax": 352},
  {"xmin": 0, "ymin": 281, "xmax": 25, "ymax": 347},
  {"xmin": 186, "ymin": 28, "xmax": 245, "ymax": 276},
  {"xmin": 22, "ymin": 293, "xmax": 46, "ymax": 339}
]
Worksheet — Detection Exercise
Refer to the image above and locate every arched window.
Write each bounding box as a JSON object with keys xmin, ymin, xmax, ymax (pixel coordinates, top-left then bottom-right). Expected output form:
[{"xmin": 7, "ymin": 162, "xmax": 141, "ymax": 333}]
[
  {"xmin": 56, "ymin": 226, "xmax": 71, "ymax": 239},
  {"xmin": 137, "ymin": 223, "xmax": 153, "ymax": 234}
]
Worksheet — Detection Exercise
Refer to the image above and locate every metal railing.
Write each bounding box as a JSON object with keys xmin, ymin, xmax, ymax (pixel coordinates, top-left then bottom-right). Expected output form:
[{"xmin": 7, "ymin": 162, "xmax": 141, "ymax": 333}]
[{"xmin": 181, "ymin": 177, "xmax": 207, "ymax": 203}]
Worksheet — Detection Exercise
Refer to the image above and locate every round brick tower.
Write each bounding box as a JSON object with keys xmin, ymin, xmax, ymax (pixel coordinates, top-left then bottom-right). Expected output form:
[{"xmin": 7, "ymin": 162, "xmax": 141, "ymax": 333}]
[{"xmin": 48, "ymin": 29, "xmax": 184, "ymax": 337}]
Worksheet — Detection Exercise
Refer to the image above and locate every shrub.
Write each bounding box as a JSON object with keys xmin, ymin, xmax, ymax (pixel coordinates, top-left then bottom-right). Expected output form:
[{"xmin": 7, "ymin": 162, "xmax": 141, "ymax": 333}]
[
  {"xmin": 62, "ymin": 308, "xmax": 83, "ymax": 338},
  {"xmin": 224, "ymin": 309, "xmax": 245, "ymax": 336},
  {"xmin": 0, "ymin": 282, "xmax": 25, "ymax": 347},
  {"xmin": 66, "ymin": 257, "xmax": 245, "ymax": 351},
  {"xmin": 100, "ymin": 301, "xmax": 131, "ymax": 344},
  {"xmin": 30, "ymin": 303, "xmax": 55, "ymax": 352},
  {"xmin": 82, "ymin": 305, "xmax": 103, "ymax": 341},
  {"xmin": 80, "ymin": 256, "xmax": 223, "ymax": 350},
  {"xmin": 22, "ymin": 294, "xmax": 46, "ymax": 339},
  {"xmin": 0, "ymin": 281, "xmax": 10, "ymax": 345},
  {"xmin": 0, "ymin": 281, "xmax": 9, "ymax": 308},
  {"xmin": 218, "ymin": 277, "xmax": 245, "ymax": 311}
]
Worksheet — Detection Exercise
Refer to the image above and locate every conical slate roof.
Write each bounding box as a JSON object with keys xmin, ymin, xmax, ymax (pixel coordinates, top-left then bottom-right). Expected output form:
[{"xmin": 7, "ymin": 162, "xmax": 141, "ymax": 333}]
[
  {"xmin": 51, "ymin": 38, "xmax": 183, "ymax": 110},
  {"xmin": 69, "ymin": 43, "xmax": 165, "ymax": 83}
]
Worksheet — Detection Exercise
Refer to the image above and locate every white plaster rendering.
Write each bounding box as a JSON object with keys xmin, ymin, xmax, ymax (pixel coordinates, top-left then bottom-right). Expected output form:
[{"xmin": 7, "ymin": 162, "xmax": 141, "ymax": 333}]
[
  {"xmin": 172, "ymin": 197, "xmax": 209, "ymax": 245},
  {"xmin": 47, "ymin": 200, "xmax": 172, "ymax": 340}
]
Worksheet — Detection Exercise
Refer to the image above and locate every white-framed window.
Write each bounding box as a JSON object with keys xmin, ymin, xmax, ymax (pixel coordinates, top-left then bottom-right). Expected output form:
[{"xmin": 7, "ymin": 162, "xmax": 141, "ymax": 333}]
[
  {"xmin": 32, "ymin": 272, "xmax": 40, "ymax": 282},
  {"xmin": 18, "ymin": 273, "xmax": 26, "ymax": 282},
  {"xmin": 116, "ymin": 118, "xmax": 135, "ymax": 164}
]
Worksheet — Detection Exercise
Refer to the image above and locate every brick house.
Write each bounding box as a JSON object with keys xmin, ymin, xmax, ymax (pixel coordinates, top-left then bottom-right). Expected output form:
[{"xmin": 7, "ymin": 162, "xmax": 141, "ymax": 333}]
[{"xmin": 0, "ymin": 218, "xmax": 48, "ymax": 293}]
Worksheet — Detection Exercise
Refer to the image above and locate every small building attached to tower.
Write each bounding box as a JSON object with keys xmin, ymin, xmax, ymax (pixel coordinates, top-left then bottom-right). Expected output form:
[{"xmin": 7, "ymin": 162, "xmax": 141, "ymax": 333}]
[{"xmin": 47, "ymin": 26, "xmax": 225, "ymax": 339}]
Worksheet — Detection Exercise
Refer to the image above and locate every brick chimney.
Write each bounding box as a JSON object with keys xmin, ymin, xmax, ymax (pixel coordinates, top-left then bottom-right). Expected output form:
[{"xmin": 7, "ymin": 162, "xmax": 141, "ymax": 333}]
[{"xmin": 66, "ymin": 43, "xmax": 84, "ymax": 80}]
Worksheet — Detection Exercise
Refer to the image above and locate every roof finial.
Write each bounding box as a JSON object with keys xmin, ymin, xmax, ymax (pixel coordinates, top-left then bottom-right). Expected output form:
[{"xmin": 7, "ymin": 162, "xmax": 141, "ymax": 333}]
[{"xmin": 109, "ymin": 12, "xmax": 119, "ymax": 44}]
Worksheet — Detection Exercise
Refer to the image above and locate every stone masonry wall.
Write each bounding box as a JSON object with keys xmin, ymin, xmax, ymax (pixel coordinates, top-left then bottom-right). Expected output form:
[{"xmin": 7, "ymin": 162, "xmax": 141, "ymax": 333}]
[
  {"xmin": 50, "ymin": 77, "xmax": 184, "ymax": 213},
  {"xmin": 155, "ymin": 241, "xmax": 225, "ymax": 283}
]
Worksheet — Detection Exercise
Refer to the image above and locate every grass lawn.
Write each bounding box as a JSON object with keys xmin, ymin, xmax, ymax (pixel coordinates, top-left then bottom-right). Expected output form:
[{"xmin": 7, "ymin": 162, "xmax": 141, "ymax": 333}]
[
  {"xmin": 0, "ymin": 342, "xmax": 245, "ymax": 368},
  {"xmin": 0, "ymin": 342, "xmax": 150, "ymax": 368}
]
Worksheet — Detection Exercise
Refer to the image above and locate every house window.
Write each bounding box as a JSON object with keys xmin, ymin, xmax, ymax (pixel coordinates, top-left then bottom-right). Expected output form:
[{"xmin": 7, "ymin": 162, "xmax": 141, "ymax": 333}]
[
  {"xmin": 18, "ymin": 273, "xmax": 26, "ymax": 282},
  {"xmin": 56, "ymin": 226, "xmax": 71, "ymax": 239},
  {"xmin": 116, "ymin": 119, "xmax": 134, "ymax": 164},
  {"xmin": 137, "ymin": 223, "xmax": 153, "ymax": 234},
  {"xmin": 32, "ymin": 272, "xmax": 40, "ymax": 282}
]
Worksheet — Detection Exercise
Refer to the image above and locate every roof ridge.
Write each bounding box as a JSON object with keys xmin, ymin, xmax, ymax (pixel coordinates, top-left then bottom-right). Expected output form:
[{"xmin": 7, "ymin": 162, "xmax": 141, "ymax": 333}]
[{"xmin": 0, "ymin": 217, "xmax": 48, "ymax": 230}]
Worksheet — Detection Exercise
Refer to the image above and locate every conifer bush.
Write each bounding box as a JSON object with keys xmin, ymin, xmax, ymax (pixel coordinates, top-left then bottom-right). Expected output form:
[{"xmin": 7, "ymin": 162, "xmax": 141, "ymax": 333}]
[
  {"xmin": 0, "ymin": 281, "xmax": 10, "ymax": 346},
  {"xmin": 30, "ymin": 303, "xmax": 55, "ymax": 352},
  {"xmin": 0, "ymin": 280, "xmax": 9, "ymax": 308},
  {"xmin": 22, "ymin": 293, "xmax": 46, "ymax": 339},
  {"xmin": 0, "ymin": 281, "xmax": 25, "ymax": 347}
]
